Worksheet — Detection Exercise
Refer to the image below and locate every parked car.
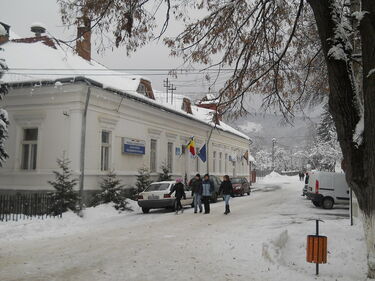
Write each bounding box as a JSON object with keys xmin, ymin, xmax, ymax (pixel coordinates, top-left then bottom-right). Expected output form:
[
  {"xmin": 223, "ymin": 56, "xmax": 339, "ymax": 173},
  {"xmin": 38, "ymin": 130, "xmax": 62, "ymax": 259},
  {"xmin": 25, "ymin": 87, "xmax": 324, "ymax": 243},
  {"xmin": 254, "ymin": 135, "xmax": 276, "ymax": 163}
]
[
  {"xmin": 188, "ymin": 175, "xmax": 222, "ymax": 203},
  {"xmin": 306, "ymin": 171, "xmax": 349, "ymax": 209},
  {"xmin": 138, "ymin": 181, "xmax": 193, "ymax": 213},
  {"xmin": 231, "ymin": 177, "xmax": 251, "ymax": 196}
]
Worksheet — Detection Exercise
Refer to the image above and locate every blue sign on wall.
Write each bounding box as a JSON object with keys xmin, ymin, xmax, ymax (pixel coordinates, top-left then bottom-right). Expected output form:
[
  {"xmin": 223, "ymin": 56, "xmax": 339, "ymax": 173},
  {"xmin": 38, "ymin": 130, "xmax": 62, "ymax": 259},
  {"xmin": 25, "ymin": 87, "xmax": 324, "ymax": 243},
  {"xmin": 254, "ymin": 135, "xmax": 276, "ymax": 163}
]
[{"xmin": 122, "ymin": 138, "xmax": 146, "ymax": 155}]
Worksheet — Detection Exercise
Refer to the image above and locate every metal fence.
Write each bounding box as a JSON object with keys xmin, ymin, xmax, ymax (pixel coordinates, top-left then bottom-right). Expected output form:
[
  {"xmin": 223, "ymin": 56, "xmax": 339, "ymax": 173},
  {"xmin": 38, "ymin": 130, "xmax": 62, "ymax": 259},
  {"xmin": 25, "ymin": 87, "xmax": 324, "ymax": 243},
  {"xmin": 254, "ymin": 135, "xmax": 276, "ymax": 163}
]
[{"xmin": 0, "ymin": 193, "xmax": 62, "ymax": 221}]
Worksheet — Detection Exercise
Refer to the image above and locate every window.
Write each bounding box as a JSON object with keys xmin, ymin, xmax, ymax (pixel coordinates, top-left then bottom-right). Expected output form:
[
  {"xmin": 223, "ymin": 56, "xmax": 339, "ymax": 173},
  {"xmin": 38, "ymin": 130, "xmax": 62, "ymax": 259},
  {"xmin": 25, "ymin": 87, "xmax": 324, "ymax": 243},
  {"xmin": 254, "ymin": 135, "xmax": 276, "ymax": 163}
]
[
  {"xmin": 167, "ymin": 142, "xmax": 173, "ymax": 173},
  {"xmin": 225, "ymin": 153, "xmax": 228, "ymax": 173},
  {"xmin": 145, "ymin": 183, "xmax": 169, "ymax": 191},
  {"xmin": 21, "ymin": 128, "xmax": 38, "ymax": 170},
  {"xmin": 219, "ymin": 152, "xmax": 222, "ymax": 173},
  {"xmin": 213, "ymin": 151, "xmax": 216, "ymax": 173},
  {"xmin": 101, "ymin": 131, "xmax": 110, "ymax": 171},
  {"xmin": 150, "ymin": 139, "xmax": 157, "ymax": 172}
]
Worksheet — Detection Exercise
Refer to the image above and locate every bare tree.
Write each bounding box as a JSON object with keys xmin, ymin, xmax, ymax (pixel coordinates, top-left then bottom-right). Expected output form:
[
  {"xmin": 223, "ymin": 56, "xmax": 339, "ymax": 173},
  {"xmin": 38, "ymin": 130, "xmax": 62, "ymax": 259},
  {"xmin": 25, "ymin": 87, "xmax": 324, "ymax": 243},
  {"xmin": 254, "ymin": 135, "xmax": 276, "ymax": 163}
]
[{"xmin": 58, "ymin": 0, "xmax": 375, "ymax": 277}]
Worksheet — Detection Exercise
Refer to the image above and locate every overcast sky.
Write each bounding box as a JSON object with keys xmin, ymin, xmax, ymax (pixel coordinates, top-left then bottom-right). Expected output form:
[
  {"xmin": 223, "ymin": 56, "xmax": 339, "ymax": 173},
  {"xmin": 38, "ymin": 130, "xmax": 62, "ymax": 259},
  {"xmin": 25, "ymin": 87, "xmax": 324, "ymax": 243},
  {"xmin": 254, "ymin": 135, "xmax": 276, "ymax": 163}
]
[{"xmin": 0, "ymin": 0, "xmax": 235, "ymax": 103}]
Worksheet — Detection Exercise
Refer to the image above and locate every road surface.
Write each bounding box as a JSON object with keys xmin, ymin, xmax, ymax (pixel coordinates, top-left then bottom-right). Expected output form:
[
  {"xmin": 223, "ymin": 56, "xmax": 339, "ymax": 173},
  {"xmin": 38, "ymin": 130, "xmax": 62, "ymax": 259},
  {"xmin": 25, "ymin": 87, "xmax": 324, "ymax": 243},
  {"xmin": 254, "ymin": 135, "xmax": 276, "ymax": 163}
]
[{"xmin": 0, "ymin": 178, "xmax": 354, "ymax": 281}]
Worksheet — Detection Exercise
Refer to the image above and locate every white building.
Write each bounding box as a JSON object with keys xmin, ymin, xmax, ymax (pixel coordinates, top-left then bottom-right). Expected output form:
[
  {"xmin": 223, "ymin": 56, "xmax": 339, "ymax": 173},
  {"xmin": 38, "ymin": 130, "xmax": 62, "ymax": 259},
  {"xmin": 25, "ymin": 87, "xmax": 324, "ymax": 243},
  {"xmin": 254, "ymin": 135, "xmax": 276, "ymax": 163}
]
[{"xmin": 0, "ymin": 23, "xmax": 251, "ymax": 197}]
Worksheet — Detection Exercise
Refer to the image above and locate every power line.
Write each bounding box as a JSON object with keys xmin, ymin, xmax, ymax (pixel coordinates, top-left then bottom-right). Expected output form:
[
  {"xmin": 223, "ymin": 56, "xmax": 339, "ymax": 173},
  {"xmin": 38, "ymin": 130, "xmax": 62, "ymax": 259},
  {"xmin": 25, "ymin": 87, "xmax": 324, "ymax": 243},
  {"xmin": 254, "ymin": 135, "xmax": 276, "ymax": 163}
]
[
  {"xmin": 5, "ymin": 71, "xmax": 230, "ymax": 76},
  {"xmin": 7, "ymin": 68, "xmax": 239, "ymax": 72}
]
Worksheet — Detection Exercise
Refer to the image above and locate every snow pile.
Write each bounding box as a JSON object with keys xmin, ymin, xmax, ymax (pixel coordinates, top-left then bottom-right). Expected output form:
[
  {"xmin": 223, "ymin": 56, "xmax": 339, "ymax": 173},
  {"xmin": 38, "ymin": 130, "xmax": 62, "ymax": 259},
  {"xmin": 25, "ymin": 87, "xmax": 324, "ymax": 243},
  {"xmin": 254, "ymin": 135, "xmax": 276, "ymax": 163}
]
[
  {"xmin": 260, "ymin": 171, "xmax": 290, "ymax": 183},
  {"xmin": 0, "ymin": 200, "xmax": 139, "ymax": 242}
]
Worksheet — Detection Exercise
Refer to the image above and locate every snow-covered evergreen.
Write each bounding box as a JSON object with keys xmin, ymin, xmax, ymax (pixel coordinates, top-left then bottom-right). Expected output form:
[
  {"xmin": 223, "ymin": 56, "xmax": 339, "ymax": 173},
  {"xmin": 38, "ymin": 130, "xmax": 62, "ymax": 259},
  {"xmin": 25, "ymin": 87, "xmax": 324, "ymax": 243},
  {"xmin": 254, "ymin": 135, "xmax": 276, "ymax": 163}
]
[
  {"xmin": 307, "ymin": 105, "xmax": 342, "ymax": 171},
  {"xmin": 48, "ymin": 157, "xmax": 79, "ymax": 215},
  {"xmin": 0, "ymin": 47, "xmax": 8, "ymax": 167},
  {"xmin": 158, "ymin": 163, "xmax": 171, "ymax": 182},
  {"xmin": 136, "ymin": 167, "xmax": 152, "ymax": 193},
  {"xmin": 93, "ymin": 171, "xmax": 132, "ymax": 212}
]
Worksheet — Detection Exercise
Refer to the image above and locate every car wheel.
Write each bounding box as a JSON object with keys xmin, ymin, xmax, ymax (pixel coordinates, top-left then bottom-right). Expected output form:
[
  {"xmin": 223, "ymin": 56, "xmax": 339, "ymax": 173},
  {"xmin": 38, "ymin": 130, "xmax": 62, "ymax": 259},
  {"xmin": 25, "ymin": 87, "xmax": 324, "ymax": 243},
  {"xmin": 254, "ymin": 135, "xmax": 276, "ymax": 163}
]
[
  {"xmin": 240, "ymin": 190, "xmax": 244, "ymax": 196},
  {"xmin": 312, "ymin": 200, "xmax": 321, "ymax": 207},
  {"xmin": 142, "ymin": 207, "xmax": 150, "ymax": 214},
  {"xmin": 322, "ymin": 197, "xmax": 334, "ymax": 209},
  {"xmin": 247, "ymin": 191, "xmax": 251, "ymax": 196}
]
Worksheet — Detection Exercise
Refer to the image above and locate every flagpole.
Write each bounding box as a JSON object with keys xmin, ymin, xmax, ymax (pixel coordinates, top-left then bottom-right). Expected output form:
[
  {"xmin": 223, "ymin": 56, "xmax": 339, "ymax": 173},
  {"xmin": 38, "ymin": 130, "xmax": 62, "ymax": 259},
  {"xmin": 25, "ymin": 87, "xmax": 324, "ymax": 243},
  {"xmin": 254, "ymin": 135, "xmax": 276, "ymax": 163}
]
[{"xmin": 206, "ymin": 126, "xmax": 215, "ymax": 174}]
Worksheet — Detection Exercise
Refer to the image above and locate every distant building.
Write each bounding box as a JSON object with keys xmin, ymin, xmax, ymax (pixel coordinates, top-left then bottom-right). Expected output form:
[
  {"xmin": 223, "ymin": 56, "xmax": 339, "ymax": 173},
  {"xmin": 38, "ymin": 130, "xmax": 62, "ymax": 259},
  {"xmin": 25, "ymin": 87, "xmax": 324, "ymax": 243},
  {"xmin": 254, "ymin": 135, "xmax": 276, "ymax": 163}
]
[{"xmin": 0, "ymin": 22, "xmax": 251, "ymax": 196}]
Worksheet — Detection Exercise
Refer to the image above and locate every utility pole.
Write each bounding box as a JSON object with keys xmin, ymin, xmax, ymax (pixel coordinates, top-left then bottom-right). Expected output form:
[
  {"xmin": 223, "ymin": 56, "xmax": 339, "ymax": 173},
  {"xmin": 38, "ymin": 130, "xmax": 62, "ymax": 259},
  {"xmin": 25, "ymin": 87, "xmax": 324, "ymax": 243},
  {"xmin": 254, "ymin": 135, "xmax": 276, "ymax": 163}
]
[
  {"xmin": 163, "ymin": 78, "xmax": 170, "ymax": 103},
  {"xmin": 168, "ymin": 84, "xmax": 176, "ymax": 105},
  {"xmin": 272, "ymin": 138, "xmax": 276, "ymax": 171}
]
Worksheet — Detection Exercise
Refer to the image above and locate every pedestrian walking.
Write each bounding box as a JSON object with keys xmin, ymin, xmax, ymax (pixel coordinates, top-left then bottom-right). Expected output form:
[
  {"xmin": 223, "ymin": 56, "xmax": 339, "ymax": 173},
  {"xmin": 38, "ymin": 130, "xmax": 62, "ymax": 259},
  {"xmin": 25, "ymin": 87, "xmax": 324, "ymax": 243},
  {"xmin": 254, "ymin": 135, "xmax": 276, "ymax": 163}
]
[
  {"xmin": 169, "ymin": 178, "xmax": 186, "ymax": 214},
  {"xmin": 305, "ymin": 172, "xmax": 309, "ymax": 185},
  {"xmin": 219, "ymin": 175, "xmax": 234, "ymax": 215},
  {"xmin": 191, "ymin": 173, "xmax": 203, "ymax": 213},
  {"xmin": 202, "ymin": 174, "xmax": 214, "ymax": 214}
]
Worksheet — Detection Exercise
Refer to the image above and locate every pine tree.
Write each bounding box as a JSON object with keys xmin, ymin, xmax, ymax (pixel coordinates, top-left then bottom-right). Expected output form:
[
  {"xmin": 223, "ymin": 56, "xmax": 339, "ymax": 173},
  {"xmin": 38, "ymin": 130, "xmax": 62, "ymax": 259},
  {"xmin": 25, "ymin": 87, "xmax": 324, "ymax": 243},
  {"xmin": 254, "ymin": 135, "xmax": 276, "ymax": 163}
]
[
  {"xmin": 136, "ymin": 167, "xmax": 152, "ymax": 193},
  {"xmin": 48, "ymin": 157, "xmax": 79, "ymax": 215},
  {"xmin": 307, "ymin": 105, "xmax": 342, "ymax": 172},
  {"xmin": 158, "ymin": 163, "xmax": 171, "ymax": 181},
  {"xmin": 94, "ymin": 171, "xmax": 132, "ymax": 212}
]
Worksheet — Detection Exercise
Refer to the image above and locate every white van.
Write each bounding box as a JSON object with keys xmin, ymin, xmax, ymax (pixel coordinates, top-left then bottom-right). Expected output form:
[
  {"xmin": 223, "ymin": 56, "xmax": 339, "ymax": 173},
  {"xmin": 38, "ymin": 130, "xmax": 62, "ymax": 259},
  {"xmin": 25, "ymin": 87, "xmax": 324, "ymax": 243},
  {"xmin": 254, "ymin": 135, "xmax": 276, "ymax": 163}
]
[{"xmin": 306, "ymin": 171, "xmax": 349, "ymax": 209}]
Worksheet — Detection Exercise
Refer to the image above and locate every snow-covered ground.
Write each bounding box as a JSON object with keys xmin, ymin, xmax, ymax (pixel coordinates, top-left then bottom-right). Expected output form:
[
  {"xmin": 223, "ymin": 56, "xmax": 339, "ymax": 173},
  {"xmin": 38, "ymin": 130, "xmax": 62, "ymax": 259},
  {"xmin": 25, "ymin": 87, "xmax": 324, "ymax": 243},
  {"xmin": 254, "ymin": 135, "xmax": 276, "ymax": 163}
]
[{"xmin": 0, "ymin": 173, "xmax": 367, "ymax": 281}]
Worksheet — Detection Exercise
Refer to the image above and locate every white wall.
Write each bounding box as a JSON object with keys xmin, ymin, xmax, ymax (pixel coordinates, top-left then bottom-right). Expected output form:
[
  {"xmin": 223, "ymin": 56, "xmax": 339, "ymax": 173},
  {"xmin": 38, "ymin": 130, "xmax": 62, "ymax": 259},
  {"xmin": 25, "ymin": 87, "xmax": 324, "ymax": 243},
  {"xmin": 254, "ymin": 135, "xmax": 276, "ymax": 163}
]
[{"xmin": 0, "ymin": 82, "xmax": 250, "ymax": 191}]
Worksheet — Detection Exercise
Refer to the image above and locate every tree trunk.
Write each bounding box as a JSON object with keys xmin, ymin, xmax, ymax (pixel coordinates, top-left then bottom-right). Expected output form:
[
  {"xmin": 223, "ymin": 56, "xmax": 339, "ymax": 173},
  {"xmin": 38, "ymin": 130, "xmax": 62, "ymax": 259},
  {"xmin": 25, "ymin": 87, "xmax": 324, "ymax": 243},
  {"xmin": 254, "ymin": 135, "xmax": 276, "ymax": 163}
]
[
  {"xmin": 307, "ymin": 0, "xmax": 375, "ymax": 278},
  {"xmin": 364, "ymin": 214, "xmax": 375, "ymax": 278}
]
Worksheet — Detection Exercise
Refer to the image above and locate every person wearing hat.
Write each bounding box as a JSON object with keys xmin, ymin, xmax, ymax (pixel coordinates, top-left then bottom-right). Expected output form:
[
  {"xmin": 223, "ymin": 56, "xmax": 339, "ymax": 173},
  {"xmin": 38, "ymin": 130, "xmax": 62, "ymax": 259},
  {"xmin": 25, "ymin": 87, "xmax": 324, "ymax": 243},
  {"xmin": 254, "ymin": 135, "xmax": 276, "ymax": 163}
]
[
  {"xmin": 202, "ymin": 174, "xmax": 214, "ymax": 214},
  {"xmin": 169, "ymin": 178, "xmax": 186, "ymax": 214},
  {"xmin": 191, "ymin": 173, "xmax": 203, "ymax": 213}
]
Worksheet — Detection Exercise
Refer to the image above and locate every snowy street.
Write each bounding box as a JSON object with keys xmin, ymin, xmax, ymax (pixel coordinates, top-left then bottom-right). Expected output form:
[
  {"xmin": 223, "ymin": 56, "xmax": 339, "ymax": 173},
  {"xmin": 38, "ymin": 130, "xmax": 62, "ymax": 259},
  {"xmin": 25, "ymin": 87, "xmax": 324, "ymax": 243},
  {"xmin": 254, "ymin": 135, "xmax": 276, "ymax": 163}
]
[{"xmin": 0, "ymin": 174, "xmax": 366, "ymax": 281}]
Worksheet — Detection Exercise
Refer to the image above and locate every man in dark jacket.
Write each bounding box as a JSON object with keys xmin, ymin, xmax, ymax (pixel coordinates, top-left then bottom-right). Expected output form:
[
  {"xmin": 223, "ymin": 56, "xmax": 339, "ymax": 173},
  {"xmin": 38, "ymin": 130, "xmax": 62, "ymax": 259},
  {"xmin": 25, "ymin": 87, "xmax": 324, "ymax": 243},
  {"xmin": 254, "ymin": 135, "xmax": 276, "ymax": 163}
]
[
  {"xmin": 202, "ymin": 174, "xmax": 214, "ymax": 214},
  {"xmin": 191, "ymin": 174, "xmax": 203, "ymax": 213},
  {"xmin": 219, "ymin": 175, "xmax": 234, "ymax": 215},
  {"xmin": 169, "ymin": 178, "xmax": 186, "ymax": 214}
]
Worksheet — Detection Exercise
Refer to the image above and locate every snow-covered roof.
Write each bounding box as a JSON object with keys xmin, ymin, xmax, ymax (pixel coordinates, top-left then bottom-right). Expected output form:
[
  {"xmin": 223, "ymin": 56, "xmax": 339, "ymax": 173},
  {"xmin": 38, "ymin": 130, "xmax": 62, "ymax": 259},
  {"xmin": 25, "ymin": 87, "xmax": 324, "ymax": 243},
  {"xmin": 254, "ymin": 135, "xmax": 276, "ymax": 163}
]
[
  {"xmin": 1, "ymin": 41, "xmax": 142, "ymax": 94},
  {"xmin": 0, "ymin": 25, "xmax": 6, "ymax": 36},
  {"xmin": 199, "ymin": 93, "xmax": 219, "ymax": 105},
  {"xmin": 0, "ymin": 37, "xmax": 250, "ymax": 141}
]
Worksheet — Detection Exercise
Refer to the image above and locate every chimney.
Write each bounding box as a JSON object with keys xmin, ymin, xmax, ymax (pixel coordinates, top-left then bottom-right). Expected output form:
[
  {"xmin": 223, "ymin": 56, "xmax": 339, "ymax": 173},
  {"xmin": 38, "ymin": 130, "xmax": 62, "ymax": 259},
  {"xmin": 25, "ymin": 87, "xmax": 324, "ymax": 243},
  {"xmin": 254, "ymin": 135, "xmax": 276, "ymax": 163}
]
[
  {"xmin": 182, "ymin": 98, "xmax": 193, "ymax": 114},
  {"xmin": 0, "ymin": 22, "xmax": 10, "ymax": 45},
  {"xmin": 31, "ymin": 23, "xmax": 46, "ymax": 37},
  {"xmin": 196, "ymin": 94, "xmax": 223, "ymax": 120},
  {"xmin": 76, "ymin": 17, "xmax": 91, "ymax": 61}
]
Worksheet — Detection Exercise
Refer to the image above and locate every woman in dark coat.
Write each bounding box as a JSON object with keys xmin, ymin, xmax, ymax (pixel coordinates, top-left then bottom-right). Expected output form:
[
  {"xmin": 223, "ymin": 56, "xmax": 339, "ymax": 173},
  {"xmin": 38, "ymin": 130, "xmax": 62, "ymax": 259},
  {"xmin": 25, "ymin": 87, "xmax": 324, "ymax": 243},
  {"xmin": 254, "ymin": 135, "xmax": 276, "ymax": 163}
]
[
  {"xmin": 169, "ymin": 178, "xmax": 186, "ymax": 214},
  {"xmin": 219, "ymin": 175, "xmax": 234, "ymax": 215}
]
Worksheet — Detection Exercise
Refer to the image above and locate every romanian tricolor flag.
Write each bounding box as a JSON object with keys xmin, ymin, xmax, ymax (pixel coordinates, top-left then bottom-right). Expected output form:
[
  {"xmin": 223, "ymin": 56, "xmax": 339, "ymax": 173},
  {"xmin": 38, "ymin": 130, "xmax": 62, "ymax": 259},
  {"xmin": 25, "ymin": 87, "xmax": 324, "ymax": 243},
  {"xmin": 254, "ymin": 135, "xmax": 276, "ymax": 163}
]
[{"xmin": 186, "ymin": 137, "xmax": 196, "ymax": 156}]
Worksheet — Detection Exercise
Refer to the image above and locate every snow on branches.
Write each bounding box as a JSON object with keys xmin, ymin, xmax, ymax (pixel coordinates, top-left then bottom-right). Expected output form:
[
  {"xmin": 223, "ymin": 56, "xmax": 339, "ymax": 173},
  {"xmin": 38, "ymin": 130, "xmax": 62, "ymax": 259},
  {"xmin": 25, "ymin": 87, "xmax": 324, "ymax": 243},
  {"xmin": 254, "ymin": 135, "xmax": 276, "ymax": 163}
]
[{"xmin": 0, "ymin": 47, "xmax": 8, "ymax": 166}]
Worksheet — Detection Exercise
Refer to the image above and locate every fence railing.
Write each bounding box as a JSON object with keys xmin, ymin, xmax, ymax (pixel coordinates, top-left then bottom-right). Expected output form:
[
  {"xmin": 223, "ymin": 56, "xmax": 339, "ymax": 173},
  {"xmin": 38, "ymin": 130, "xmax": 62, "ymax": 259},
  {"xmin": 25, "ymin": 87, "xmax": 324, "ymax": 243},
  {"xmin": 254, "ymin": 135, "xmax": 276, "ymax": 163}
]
[{"xmin": 0, "ymin": 193, "xmax": 62, "ymax": 222}]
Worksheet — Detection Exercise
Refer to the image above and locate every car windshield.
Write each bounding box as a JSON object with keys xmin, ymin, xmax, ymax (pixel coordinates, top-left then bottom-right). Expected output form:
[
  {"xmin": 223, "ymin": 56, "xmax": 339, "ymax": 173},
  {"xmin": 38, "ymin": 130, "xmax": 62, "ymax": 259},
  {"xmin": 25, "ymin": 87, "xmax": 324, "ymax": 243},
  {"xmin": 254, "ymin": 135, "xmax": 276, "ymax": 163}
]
[
  {"xmin": 145, "ymin": 183, "xmax": 170, "ymax": 191},
  {"xmin": 231, "ymin": 178, "xmax": 242, "ymax": 184}
]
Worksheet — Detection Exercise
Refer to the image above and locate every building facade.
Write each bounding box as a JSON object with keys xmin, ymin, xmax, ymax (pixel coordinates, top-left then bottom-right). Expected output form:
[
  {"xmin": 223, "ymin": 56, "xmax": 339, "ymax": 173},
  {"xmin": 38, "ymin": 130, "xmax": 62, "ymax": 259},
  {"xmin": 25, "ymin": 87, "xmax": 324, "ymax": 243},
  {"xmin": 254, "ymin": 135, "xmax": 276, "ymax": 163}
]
[{"xmin": 0, "ymin": 23, "xmax": 251, "ymax": 195}]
